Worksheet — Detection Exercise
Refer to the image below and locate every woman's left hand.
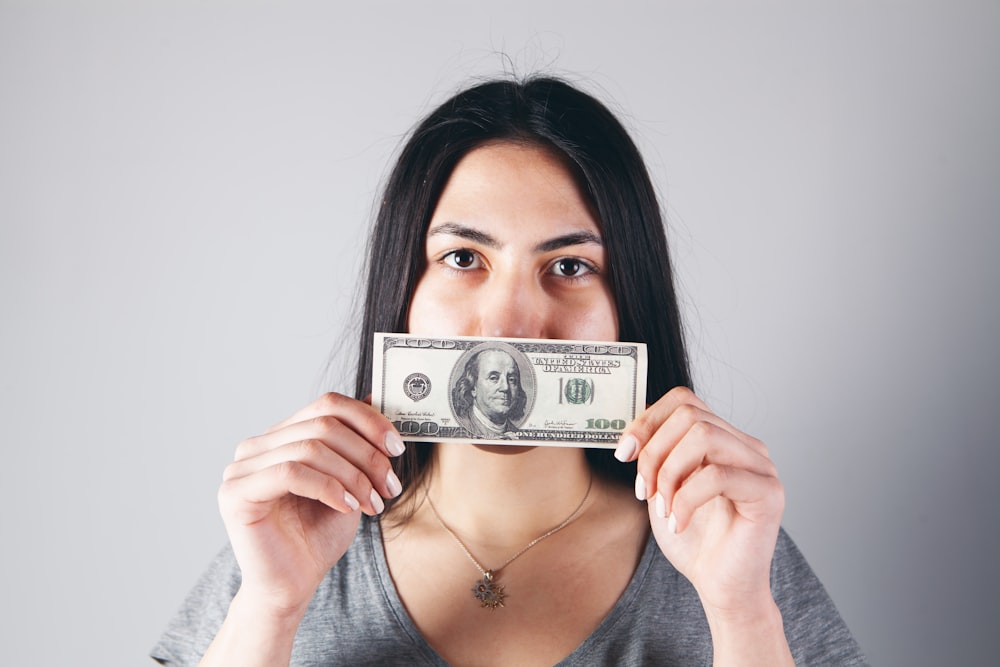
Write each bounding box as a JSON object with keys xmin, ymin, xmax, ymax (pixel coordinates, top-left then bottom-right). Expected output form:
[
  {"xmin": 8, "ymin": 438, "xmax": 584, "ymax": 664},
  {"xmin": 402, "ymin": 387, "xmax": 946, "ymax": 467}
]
[{"xmin": 616, "ymin": 386, "xmax": 785, "ymax": 618}]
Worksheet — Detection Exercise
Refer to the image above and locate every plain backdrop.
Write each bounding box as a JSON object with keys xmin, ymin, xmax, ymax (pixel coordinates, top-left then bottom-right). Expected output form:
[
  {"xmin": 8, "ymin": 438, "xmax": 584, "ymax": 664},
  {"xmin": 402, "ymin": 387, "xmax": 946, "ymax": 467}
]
[{"xmin": 1, "ymin": 1, "xmax": 998, "ymax": 665}]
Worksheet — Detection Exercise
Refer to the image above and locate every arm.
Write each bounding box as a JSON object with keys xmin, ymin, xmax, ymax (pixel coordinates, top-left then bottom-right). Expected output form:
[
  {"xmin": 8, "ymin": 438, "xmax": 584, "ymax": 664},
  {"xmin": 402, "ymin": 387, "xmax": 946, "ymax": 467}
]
[
  {"xmin": 616, "ymin": 386, "xmax": 793, "ymax": 666},
  {"xmin": 198, "ymin": 392, "xmax": 406, "ymax": 666},
  {"xmin": 702, "ymin": 601, "xmax": 793, "ymax": 666},
  {"xmin": 198, "ymin": 590, "xmax": 308, "ymax": 667}
]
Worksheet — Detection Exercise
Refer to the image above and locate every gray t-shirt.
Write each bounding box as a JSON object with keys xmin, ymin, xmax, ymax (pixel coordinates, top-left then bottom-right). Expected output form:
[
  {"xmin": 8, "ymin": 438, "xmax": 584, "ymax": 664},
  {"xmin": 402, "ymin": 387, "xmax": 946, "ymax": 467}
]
[{"xmin": 152, "ymin": 516, "xmax": 867, "ymax": 665}]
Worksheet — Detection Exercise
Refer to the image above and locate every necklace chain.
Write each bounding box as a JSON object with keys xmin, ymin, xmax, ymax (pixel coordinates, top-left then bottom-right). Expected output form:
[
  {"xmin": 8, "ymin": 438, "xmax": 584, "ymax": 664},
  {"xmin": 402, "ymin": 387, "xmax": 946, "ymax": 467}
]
[{"xmin": 425, "ymin": 474, "xmax": 593, "ymax": 609}]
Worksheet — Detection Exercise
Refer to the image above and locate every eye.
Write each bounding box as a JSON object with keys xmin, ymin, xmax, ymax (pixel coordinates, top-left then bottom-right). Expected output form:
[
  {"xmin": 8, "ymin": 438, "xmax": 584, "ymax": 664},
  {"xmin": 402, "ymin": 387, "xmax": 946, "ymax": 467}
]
[
  {"xmin": 441, "ymin": 248, "xmax": 481, "ymax": 270},
  {"xmin": 549, "ymin": 257, "xmax": 597, "ymax": 278}
]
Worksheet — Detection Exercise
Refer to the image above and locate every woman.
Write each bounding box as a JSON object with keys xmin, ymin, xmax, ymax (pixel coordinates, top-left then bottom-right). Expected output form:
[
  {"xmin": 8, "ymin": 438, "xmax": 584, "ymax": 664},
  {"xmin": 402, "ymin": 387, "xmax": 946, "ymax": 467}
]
[{"xmin": 152, "ymin": 76, "xmax": 866, "ymax": 665}]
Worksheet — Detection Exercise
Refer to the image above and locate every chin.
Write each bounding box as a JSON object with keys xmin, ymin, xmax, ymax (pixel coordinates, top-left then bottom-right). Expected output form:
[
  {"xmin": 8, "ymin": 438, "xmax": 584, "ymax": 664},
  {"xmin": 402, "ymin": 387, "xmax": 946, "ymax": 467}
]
[{"xmin": 472, "ymin": 443, "xmax": 538, "ymax": 456}]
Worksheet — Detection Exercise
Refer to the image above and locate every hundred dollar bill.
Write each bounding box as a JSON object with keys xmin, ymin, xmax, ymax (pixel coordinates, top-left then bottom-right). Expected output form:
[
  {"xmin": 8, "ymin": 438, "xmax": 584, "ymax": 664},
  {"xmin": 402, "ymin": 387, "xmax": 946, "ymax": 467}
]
[{"xmin": 373, "ymin": 333, "xmax": 647, "ymax": 448}]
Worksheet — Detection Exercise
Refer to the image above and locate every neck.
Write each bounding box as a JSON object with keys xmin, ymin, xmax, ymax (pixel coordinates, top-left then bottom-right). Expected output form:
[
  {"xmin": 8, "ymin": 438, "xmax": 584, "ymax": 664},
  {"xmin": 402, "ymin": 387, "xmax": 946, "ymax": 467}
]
[{"xmin": 424, "ymin": 443, "xmax": 593, "ymax": 550}]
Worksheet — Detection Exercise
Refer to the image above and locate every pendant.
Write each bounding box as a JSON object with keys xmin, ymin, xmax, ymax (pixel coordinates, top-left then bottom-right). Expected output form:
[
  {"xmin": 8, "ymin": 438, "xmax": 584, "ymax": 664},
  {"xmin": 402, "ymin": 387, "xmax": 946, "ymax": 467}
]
[{"xmin": 472, "ymin": 570, "xmax": 506, "ymax": 609}]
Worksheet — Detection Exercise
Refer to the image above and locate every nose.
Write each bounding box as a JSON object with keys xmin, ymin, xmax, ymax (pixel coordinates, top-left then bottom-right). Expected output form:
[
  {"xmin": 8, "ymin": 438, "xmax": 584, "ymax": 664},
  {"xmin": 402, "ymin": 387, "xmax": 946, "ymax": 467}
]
[{"xmin": 476, "ymin": 272, "xmax": 546, "ymax": 339}]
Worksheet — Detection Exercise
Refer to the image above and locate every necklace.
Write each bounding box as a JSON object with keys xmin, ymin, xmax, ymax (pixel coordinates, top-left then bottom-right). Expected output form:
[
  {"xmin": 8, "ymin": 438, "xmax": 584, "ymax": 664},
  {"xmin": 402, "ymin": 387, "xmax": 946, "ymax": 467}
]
[{"xmin": 424, "ymin": 474, "xmax": 593, "ymax": 610}]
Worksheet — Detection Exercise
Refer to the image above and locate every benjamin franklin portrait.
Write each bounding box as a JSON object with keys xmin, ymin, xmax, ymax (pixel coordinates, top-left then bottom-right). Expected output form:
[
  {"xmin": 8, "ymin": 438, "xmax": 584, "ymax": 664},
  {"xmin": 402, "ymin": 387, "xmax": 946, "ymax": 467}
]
[{"xmin": 449, "ymin": 343, "xmax": 535, "ymax": 438}]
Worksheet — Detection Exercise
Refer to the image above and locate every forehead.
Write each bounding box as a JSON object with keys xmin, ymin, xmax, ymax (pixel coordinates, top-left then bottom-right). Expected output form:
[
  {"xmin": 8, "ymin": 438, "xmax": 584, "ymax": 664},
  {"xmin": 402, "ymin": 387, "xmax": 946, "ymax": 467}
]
[
  {"xmin": 478, "ymin": 350, "xmax": 517, "ymax": 370},
  {"xmin": 431, "ymin": 142, "xmax": 599, "ymax": 236}
]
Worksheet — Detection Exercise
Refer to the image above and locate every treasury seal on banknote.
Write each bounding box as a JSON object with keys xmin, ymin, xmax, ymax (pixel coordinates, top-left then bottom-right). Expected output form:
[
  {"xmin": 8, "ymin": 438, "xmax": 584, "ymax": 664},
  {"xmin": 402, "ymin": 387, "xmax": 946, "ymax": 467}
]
[
  {"xmin": 402, "ymin": 372, "xmax": 431, "ymax": 401},
  {"xmin": 448, "ymin": 342, "xmax": 537, "ymax": 439}
]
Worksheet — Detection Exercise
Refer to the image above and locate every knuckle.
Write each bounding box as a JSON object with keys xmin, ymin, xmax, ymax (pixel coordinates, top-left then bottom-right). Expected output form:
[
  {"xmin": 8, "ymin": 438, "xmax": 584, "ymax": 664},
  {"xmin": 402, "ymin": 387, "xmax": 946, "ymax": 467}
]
[
  {"xmin": 749, "ymin": 434, "xmax": 770, "ymax": 456},
  {"xmin": 635, "ymin": 443, "xmax": 655, "ymax": 472},
  {"xmin": 656, "ymin": 466, "xmax": 675, "ymax": 494},
  {"xmin": 274, "ymin": 460, "xmax": 303, "ymax": 484},
  {"xmin": 632, "ymin": 406, "xmax": 655, "ymax": 429},
  {"xmin": 366, "ymin": 407, "xmax": 392, "ymax": 433},
  {"xmin": 705, "ymin": 462, "xmax": 730, "ymax": 486},
  {"xmin": 689, "ymin": 419, "xmax": 715, "ymax": 440},
  {"xmin": 217, "ymin": 478, "xmax": 244, "ymax": 512},
  {"xmin": 311, "ymin": 414, "xmax": 342, "ymax": 432},
  {"xmin": 233, "ymin": 437, "xmax": 256, "ymax": 460},
  {"xmin": 668, "ymin": 385, "xmax": 696, "ymax": 403},
  {"xmin": 669, "ymin": 488, "xmax": 689, "ymax": 515},
  {"xmin": 674, "ymin": 402, "xmax": 702, "ymax": 424},
  {"xmin": 347, "ymin": 467, "xmax": 370, "ymax": 492},
  {"xmin": 317, "ymin": 391, "xmax": 346, "ymax": 411},
  {"xmin": 769, "ymin": 476, "xmax": 786, "ymax": 505},
  {"xmin": 319, "ymin": 474, "xmax": 343, "ymax": 501},
  {"xmin": 292, "ymin": 438, "xmax": 324, "ymax": 460},
  {"xmin": 363, "ymin": 445, "xmax": 387, "ymax": 473},
  {"xmin": 221, "ymin": 461, "xmax": 239, "ymax": 482}
]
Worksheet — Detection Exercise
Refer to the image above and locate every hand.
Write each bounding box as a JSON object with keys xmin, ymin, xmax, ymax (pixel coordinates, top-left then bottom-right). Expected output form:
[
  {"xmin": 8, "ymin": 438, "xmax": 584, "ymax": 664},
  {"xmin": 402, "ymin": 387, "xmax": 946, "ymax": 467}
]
[
  {"xmin": 217, "ymin": 392, "xmax": 406, "ymax": 616},
  {"xmin": 616, "ymin": 387, "xmax": 785, "ymax": 616}
]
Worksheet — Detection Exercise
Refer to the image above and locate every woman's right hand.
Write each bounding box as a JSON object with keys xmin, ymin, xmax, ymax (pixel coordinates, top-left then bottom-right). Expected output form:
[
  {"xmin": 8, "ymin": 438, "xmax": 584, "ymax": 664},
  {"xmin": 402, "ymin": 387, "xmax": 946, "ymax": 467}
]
[{"xmin": 217, "ymin": 392, "xmax": 406, "ymax": 617}]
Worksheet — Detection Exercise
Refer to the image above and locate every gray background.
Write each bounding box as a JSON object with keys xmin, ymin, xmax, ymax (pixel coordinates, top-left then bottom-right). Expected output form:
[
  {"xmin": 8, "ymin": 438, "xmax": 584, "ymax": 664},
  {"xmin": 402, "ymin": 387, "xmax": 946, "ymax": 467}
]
[{"xmin": 1, "ymin": 1, "xmax": 997, "ymax": 665}]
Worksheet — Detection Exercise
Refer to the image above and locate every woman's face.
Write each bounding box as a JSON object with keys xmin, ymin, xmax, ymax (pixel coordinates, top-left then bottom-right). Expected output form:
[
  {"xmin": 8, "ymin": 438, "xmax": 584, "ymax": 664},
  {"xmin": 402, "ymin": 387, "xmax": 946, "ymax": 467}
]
[{"xmin": 408, "ymin": 142, "xmax": 618, "ymax": 342}]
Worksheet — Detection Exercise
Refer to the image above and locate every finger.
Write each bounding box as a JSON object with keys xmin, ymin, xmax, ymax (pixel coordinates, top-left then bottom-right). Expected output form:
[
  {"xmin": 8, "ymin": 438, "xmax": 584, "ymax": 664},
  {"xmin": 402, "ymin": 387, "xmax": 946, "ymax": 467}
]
[
  {"xmin": 227, "ymin": 431, "xmax": 401, "ymax": 505},
  {"xmin": 241, "ymin": 393, "xmax": 405, "ymax": 460},
  {"xmin": 219, "ymin": 460, "xmax": 362, "ymax": 522},
  {"xmin": 634, "ymin": 401, "xmax": 738, "ymax": 471},
  {"xmin": 621, "ymin": 386, "xmax": 711, "ymax": 456},
  {"xmin": 644, "ymin": 420, "xmax": 777, "ymax": 513},
  {"xmin": 238, "ymin": 413, "xmax": 388, "ymax": 462},
  {"xmin": 667, "ymin": 464, "xmax": 784, "ymax": 533},
  {"xmin": 630, "ymin": 399, "xmax": 761, "ymax": 500},
  {"xmin": 617, "ymin": 386, "xmax": 764, "ymax": 463}
]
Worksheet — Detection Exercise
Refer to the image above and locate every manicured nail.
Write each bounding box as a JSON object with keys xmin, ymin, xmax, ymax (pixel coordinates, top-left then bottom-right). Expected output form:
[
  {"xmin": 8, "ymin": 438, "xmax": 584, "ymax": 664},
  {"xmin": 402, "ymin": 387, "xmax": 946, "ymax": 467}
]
[
  {"xmin": 634, "ymin": 473, "xmax": 647, "ymax": 501},
  {"xmin": 344, "ymin": 491, "xmax": 360, "ymax": 511},
  {"xmin": 385, "ymin": 432, "xmax": 406, "ymax": 457},
  {"xmin": 614, "ymin": 434, "xmax": 638, "ymax": 462},
  {"xmin": 654, "ymin": 493, "xmax": 667, "ymax": 519},
  {"xmin": 386, "ymin": 469, "xmax": 403, "ymax": 498},
  {"xmin": 667, "ymin": 512, "xmax": 678, "ymax": 534},
  {"xmin": 370, "ymin": 488, "xmax": 385, "ymax": 514}
]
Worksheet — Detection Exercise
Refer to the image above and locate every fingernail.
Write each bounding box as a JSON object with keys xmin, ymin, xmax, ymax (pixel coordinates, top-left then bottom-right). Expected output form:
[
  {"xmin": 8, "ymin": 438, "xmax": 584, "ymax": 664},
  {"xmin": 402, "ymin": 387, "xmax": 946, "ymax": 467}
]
[
  {"xmin": 386, "ymin": 469, "xmax": 403, "ymax": 498},
  {"xmin": 655, "ymin": 492, "xmax": 666, "ymax": 519},
  {"xmin": 634, "ymin": 473, "xmax": 647, "ymax": 501},
  {"xmin": 614, "ymin": 434, "xmax": 638, "ymax": 462},
  {"xmin": 370, "ymin": 488, "xmax": 385, "ymax": 514},
  {"xmin": 344, "ymin": 491, "xmax": 360, "ymax": 512},
  {"xmin": 385, "ymin": 432, "xmax": 406, "ymax": 457},
  {"xmin": 667, "ymin": 512, "xmax": 678, "ymax": 534}
]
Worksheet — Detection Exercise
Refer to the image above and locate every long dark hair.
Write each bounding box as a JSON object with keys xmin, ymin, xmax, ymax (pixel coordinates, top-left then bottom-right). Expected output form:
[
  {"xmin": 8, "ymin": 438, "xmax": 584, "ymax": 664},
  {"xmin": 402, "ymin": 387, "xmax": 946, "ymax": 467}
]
[{"xmin": 352, "ymin": 76, "xmax": 691, "ymax": 504}]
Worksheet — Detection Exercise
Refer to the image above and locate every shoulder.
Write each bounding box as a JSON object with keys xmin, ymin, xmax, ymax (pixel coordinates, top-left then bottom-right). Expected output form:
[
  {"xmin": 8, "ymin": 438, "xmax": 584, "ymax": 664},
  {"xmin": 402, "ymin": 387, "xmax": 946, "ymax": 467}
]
[
  {"xmin": 770, "ymin": 528, "xmax": 870, "ymax": 665},
  {"xmin": 150, "ymin": 544, "xmax": 243, "ymax": 665},
  {"xmin": 152, "ymin": 519, "xmax": 437, "ymax": 666},
  {"xmin": 566, "ymin": 529, "xmax": 869, "ymax": 666}
]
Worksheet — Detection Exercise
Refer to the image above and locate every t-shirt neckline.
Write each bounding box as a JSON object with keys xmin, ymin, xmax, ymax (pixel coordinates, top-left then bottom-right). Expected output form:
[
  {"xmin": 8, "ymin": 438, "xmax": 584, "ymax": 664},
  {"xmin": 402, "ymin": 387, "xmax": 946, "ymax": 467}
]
[{"xmin": 365, "ymin": 513, "xmax": 659, "ymax": 666}]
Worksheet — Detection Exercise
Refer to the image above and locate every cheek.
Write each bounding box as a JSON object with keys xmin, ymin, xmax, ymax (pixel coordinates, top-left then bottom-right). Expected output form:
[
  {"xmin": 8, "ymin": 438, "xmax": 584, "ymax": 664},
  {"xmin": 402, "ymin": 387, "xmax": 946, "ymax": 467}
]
[
  {"xmin": 551, "ymin": 289, "xmax": 619, "ymax": 341},
  {"xmin": 407, "ymin": 275, "xmax": 470, "ymax": 336}
]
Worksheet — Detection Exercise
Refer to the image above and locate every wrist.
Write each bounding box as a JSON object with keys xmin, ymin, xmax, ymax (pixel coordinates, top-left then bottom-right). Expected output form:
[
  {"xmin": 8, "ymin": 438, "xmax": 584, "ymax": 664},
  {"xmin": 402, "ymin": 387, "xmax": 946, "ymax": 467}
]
[
  {"xmin": 703, "ymin": 594, "xmax": 782, "ymax": 628},
  {"xmin": 198, "ymin": 589, "xmax": 308, "ymax": 667},
  {"xmin": 702, "ymin": 598, "xmax": 793, "ymax": 666},
  {"xmin": 229, "ymin": 586, "xmax": 313, "ymax": 628}
]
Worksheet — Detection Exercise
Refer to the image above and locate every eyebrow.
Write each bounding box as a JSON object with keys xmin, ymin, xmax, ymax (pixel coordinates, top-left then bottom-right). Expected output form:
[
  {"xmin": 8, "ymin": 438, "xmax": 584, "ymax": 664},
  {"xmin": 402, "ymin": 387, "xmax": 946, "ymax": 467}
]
[
  {"xmin": 534, "ymin": 231, "xmax": 603, "ymax": 253},
  {"xmin": 428, "ymin": 223, "xmax": 500, "ymax": 248},
  {"xmin": 428, "ymin": 223, "xmax": 603, "ymax": 253}
]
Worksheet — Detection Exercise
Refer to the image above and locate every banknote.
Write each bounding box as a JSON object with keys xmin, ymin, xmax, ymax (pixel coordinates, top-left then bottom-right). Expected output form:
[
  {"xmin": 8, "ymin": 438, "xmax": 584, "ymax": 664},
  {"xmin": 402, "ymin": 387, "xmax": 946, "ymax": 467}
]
[{"xmin": 373, "ymin": 333, "xmax": 647, "ymax": 448}]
